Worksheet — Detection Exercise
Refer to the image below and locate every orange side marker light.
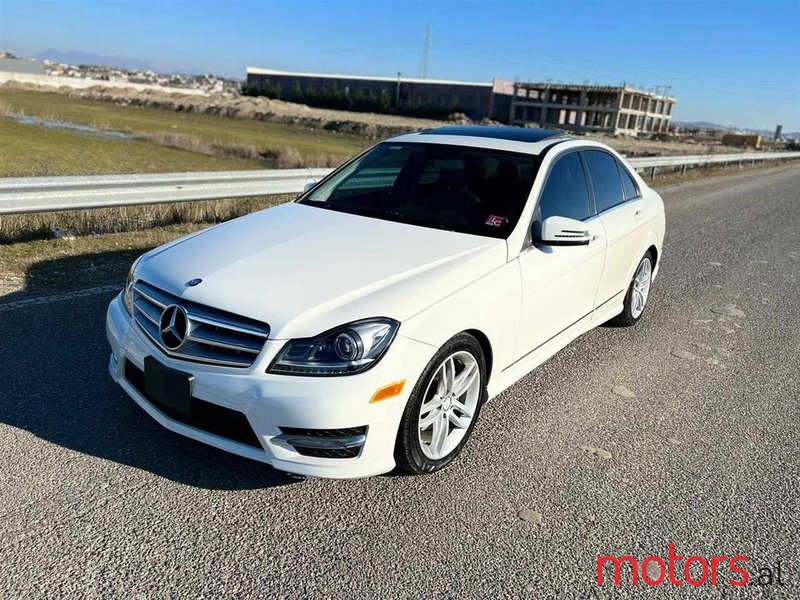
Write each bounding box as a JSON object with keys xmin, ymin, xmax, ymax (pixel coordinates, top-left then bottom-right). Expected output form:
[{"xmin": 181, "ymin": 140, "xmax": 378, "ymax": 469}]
[{"xmin": 370, "ymin": 380, "xmax": 406, "ymax": 404}]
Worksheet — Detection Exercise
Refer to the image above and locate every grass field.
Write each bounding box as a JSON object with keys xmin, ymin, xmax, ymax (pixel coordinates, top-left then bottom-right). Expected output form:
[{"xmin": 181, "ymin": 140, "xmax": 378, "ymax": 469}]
[
  {"xmin": 0, "ymin": 223, "xmax": 204, "ymax": 297},
  {"xmin": 0, "ymin": 88, "xmax": 369, "ymax": 169},
  {"xmin": 0, "ymin": 193, "xmax": 290, "ymax": 243},
  {"xmin": 0, "ymin": 119, "xmax": 262, "ymax": 177}
]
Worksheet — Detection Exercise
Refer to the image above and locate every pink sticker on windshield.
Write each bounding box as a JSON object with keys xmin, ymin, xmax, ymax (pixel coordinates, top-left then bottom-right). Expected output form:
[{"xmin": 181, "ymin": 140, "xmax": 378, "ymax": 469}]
[{"xmin": 485, "ymin": 215, "xmax": 507, "ymax": 227}]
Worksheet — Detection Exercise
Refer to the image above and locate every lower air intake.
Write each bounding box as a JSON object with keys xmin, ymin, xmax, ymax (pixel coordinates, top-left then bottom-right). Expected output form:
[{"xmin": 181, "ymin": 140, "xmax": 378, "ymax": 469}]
[{"xmin": 277, "ymin": 426, "xmax": 367, "ymax": 459}]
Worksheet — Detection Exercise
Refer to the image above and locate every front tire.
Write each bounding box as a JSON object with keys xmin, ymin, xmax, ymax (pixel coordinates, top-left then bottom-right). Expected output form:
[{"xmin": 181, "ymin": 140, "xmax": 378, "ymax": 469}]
[
  {"xmin": 609, "ymin": 252, "xmax": 653, "ymax": 327},
  {"xmin": 394, "ymin": 333, "xmax": 487, "ymax": 475}
]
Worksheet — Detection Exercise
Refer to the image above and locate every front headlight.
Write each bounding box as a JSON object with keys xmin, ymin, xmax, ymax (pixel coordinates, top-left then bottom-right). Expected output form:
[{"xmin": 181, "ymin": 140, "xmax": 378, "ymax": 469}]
[
  {"xmin": 268, "ymin": 318, "xmax": 400, "ymax": 376},
  {"xmin": 123, "ymin": 255, "xmax": 143, "ymax": 314}
]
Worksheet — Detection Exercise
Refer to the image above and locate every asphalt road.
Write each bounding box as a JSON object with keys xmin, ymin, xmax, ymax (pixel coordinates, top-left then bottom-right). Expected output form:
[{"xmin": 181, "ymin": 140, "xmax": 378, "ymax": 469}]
[{"xmin": 1, "ymin": 165, "xmax": 798, "ymax": 598}]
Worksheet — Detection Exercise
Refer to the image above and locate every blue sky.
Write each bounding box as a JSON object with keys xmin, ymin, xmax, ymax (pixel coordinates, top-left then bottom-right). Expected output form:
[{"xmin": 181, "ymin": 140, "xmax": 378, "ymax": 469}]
[{"xmin": 2, "ymin": 0, "xmax": 798, "ymax": 130}]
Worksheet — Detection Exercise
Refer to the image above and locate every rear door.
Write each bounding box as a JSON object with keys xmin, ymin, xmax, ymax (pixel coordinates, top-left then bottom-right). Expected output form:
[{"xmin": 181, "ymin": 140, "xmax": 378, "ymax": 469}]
[{"xmin": 582, "ymin": 150, "xmax": 645, "ymax": 307}]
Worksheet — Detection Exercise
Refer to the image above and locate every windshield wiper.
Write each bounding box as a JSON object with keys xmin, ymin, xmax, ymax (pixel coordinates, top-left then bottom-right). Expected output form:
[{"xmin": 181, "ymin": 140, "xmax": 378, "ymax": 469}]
[
  {"xmin": 331, "ymin": 204, "xmax": 408, "ymax": 223},
  {"xmin": 310, "ymin": 203, "xmax": 461, "ymax": 234}
]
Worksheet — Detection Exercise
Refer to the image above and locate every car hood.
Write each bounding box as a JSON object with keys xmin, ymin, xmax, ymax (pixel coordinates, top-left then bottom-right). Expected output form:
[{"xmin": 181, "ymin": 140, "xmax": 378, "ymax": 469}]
[{"xmin": 138, "ymin": 202, "xmax": 507, "ymax": 339}]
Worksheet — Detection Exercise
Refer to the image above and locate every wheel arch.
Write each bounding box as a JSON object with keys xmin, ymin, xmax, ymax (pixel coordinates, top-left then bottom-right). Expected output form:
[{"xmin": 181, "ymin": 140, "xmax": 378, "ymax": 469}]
[
  {"xmin": 646, "ymin": 244, "xmax": 658, "ymax": 268},
  {"xmin": 463, "ymin": 328, "xmax": 494, "ymax": 384},
  {"xmin": 625, "ymin": 227, "xmax": 660, "ymax": 285}
]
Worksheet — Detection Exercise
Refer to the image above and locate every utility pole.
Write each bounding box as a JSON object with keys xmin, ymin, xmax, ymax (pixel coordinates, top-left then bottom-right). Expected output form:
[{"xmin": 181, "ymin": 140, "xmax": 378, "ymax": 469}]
[
  {"xmin": 395, "ymin": 71, "xmax": 401, "ymax": 110},
  {"xmin": 420, "ymin": 21, "xmax": 431, "ymax": 78}
]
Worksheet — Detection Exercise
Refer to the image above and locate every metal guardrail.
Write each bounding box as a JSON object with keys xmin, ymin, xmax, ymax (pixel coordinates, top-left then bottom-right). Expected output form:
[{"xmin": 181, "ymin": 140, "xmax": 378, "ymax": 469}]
[
  {"xmin": 1, "ymin": 153, "xmax": 799, "ymax": 215},
  {"xmin": 628, "ymin": 151, "xmax": 800, "ymax": 168},
  {"xmin": 0, "ymin": 168, "xmax": 332, "ymax": 215}
]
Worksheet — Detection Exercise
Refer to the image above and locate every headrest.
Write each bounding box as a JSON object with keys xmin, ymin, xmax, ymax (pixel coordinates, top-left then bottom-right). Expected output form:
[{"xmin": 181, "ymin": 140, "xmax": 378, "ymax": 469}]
[
  {"xmin": 439, "ymin": 168, "xmax": 466, "ymax": 187},
  {"xmin": 495, "ymin": 160, "xmax": 520, "ymax": 182}
]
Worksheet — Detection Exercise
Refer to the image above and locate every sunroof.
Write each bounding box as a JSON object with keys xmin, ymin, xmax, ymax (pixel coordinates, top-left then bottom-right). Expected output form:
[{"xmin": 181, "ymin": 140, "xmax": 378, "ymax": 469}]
[{"xmin": 421, "ymin": 125, "xmax": 566, "ymax": 143}]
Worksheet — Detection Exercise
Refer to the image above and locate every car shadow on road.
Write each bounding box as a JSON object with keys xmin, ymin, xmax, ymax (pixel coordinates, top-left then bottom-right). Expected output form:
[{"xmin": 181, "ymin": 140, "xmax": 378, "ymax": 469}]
[
  {"xmin": 0, "ymin": 252, "xmax": 301, "ymax": 491},
  {"xmin": 0, "ymin": 247, "xmax": 147, "ymax": 304}
]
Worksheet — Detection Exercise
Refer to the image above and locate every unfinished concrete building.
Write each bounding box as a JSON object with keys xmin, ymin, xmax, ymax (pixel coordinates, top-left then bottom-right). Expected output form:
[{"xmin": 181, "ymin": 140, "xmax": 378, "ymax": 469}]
[{"xmin": 509, "ymin": 82, "xmax": 676, "ymax": 136}]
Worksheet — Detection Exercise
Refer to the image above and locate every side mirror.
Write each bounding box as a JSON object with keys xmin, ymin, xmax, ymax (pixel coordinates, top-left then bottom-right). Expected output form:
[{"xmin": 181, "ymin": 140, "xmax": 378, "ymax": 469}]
[
  {"xmin": 539, "ymin": 216, "xmax": 591, "ymax": 246},
  {"xmin": 303, "ymin": 180, "xmax": 318, "ymax": 193}
]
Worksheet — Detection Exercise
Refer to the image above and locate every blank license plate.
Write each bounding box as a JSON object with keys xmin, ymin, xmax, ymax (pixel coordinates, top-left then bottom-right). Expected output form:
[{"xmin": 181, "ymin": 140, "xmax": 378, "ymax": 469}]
[{"xmin": 143, "ymin": 356, "xmax": 193, "ymax": 415}]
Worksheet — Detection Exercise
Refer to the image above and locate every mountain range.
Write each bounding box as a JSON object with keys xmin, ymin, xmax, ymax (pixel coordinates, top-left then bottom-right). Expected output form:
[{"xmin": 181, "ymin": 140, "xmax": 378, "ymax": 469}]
[{"xmin": 673, "ymin": 120, "xmax": 796, "ymax": 138}]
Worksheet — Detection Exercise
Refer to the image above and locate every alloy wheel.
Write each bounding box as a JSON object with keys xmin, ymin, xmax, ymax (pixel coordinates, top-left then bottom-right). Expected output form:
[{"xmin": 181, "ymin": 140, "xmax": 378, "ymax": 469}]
[
  {"xmin": 417, "ymin": 351, "xmax": 482, "ymax": 460},
  {"xmin": 631, "ymin": 257, "xmax": 652, "ymax": 319}
]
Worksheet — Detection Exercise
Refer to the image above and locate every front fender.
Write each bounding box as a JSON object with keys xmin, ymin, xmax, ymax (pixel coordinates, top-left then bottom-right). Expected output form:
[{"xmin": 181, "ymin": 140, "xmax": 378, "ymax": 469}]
[{"xmin": 399, "ymin": 260, "xmax": 521, "ymax": 383}]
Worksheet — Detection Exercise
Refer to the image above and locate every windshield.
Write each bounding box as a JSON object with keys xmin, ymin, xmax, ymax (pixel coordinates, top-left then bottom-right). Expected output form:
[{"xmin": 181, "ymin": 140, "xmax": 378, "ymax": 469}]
[{"xmin": 299, "ymin": 142, "xmax": 540, "ymax": 238}]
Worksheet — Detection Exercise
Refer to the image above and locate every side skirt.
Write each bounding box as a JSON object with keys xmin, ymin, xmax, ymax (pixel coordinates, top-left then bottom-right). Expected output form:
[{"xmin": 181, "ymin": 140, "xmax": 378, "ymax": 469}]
[
  {"xmin": 486, "ymin": 290, "xmax": 626, "ymax": 400},
  {"xmin": 487, "ymin": 313, "xmax": 594, "ymax": 400}
]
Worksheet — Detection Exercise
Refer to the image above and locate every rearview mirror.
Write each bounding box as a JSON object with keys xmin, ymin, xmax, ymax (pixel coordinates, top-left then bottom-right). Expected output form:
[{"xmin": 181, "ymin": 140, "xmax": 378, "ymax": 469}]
[
  {"xmin": 303, "ymin": 180, "xmax": 318, "ymax": 193},
  {"xmin": 539, "ymin": 216, "xmax": 591, "ymax": 246}
]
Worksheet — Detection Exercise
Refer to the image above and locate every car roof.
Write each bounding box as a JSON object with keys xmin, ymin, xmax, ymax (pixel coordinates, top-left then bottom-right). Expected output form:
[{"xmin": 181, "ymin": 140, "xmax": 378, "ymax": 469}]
[
  {"xmin": 386, "ymin": 125, "xmax": 572, "ymax": 155},
  {"xmin": 420, "ymin": 125, "xmax": 568, "ymax": 143}
]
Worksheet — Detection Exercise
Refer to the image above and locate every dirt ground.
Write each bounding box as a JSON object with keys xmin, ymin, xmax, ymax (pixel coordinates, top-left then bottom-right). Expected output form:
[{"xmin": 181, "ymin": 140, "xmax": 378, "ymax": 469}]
[{"xmin": 2, "ymin": 81, "xmax": 746, "ymax": 157}]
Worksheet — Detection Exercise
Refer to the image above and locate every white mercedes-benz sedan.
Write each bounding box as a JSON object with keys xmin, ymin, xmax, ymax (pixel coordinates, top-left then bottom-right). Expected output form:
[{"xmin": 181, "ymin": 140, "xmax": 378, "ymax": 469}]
[{"xmin": 106, "ymin": 125, "xmax": 665, "ymax": 478}]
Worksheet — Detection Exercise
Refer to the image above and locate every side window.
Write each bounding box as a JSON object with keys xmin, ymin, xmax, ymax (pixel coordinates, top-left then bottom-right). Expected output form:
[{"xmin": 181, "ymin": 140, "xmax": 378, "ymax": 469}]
[
  {"xmin": 617, "ymin": 161, "xmax": 640, "ymax": 200},
  {"xmin": 583, "ymin": 150, "xmax": 625, "ymax": 213},
  {"xmin": 536, "ymin": 153, "xmax": 591, "ymax": 224}
]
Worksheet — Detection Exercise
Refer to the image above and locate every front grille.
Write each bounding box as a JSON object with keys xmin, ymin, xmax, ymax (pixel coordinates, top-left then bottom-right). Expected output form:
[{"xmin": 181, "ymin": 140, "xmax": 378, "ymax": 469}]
[
  {"xmin": 124, "ymin": 360, "xmax": 262, "ymax": 448},
  {"xmin": 133, "ymin": 280, "xmax": 269, "ymax": 368},
  {"xmin": 279, "ymin": 426, "xmax": 367, "ymax": 459}
]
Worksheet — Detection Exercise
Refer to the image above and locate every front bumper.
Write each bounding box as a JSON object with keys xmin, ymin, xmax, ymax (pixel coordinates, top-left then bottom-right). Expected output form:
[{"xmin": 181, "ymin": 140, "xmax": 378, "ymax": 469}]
[{"xmin": 106, "ymin": 293, "xmax": 434, "ymax": 478}]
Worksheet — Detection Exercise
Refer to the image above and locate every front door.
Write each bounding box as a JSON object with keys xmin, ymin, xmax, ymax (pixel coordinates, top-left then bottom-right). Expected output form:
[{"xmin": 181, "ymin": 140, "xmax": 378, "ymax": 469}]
[{"xmin": 515, "ymin": 151, "xmax": 606, "ymax": 360}]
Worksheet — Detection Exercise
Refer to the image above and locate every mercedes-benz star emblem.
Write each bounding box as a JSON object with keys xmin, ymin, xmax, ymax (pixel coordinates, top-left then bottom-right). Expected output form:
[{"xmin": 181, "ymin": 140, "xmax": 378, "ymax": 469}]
[
  {"xmin": 185, "ymin": 278, "xmax": 202, "ymax": 287},
  {"xmin": 159, "ymin": 304, "xmax": 189, "ymax": 350}
]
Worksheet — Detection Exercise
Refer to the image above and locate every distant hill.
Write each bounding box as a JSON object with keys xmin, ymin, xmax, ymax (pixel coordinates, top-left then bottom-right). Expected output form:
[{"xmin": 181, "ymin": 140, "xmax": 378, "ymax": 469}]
[
  {"xmin": 673, "ymin": 120, "xmax": 780, "ymax": 137},
  {"xmin": 673, "ymin": 120, "xmax": 733, "ymax": 130},
  {"xmin": 35, "ymin": 49, "xmax": 155, "ymax": 72}
]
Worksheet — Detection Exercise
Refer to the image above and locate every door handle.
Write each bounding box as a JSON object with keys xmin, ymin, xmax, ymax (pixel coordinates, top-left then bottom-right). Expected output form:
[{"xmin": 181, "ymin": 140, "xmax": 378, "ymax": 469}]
[{"xmin": 634, "ymin": 208, "xmax": 644, "ymax": 219}]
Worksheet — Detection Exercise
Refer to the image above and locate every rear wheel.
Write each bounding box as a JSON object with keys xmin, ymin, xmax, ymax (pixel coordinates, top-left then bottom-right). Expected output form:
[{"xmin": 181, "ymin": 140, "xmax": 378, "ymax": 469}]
[
  {"xmin": 609, "ymin": 252, "xmax": 653, "ymax": 327},
  {"xmin": 394, "ymin": 333, "xmax": 486, "ymax": 475}
]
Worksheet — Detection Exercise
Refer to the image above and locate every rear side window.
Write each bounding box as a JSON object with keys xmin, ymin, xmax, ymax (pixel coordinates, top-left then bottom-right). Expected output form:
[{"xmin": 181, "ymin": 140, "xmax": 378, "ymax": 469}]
[
  {"xmin": 537, "ymin": 153, "xmax": 591, "ymax": 222},
  {"xmin": 583, "ymin": 150, "xmax": 625, "ymax": 213},
  {"xmin": 617, "ymin": 161, "xmax": 640, "ymax": 200}
]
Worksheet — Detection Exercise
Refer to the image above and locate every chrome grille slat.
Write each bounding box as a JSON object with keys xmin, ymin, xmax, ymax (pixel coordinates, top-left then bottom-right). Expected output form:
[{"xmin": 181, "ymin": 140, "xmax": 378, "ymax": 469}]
[
  {"xmin": 134, "ymin": 283, "xmax": 170, "ymax": 308},
  {"xmin": 132, "ymin": 280, "xmax": 270, "ymax": 368},
  {"xmin": 188, "ymin": 326, "xmax": 263, "ymax": 354},
  {"xmin": 174, "ymin": 342, "xmax": 254, "ymax": 367},
  {"xmin": 189, "ymin": 313, "xmax": 269, "ymax": 338},
  {"xmin": 137, "ymin": 313, "xmax": 160, "ymax": 340},
  {"xmin": 133, "ymin": 297, "xmax": 161, "ymax": 325}
]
